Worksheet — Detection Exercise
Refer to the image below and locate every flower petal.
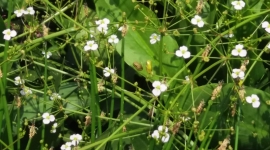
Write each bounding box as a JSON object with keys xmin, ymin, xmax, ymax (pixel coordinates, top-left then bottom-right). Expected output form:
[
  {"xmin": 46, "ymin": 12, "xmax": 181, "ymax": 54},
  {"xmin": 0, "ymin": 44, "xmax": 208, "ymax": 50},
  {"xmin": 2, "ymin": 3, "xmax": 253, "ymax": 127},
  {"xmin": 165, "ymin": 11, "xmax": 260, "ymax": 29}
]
[
  {"xmin": 252, "ymin": 101, "xmax": 260, "ymax": 108},
  {"xmin": 152, "ymin": 88, "xmax": 161, "ymax": 96},
  {"xmin": 246, "ymin": 96, "xmax": 252, "ymax": 103}
]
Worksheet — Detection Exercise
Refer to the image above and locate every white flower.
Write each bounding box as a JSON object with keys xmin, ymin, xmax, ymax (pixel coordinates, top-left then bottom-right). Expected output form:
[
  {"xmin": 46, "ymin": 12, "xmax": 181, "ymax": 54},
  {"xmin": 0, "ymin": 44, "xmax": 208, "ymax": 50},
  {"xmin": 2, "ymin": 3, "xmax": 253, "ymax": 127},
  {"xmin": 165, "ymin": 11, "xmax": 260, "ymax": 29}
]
[
  {"xmin": 161, "ymin": 133, "xmax": 170, "ymax": 143},
  {"xmin": 70, "ymin": 134, "xmax": 82, "ymax": 146},
  {"xmin": 14, "ymin": 76, "xmax": 24, "ymax": 85},
  {"xmin": 151, "ymin": 130, "xmax": 160, "ymax": 139},
  {"xmin": 268, "ymin": 44, "xmax": 270, "ymax": 49},
  {"xmin": 246, "ymin": 94, "xmax": 260, "ymax": 108},
  {"xmin": 84, "ymin": 40, "xmax": 98, "ymax": 51},
  {"xmin": 175, "ymin": 46, "xmax": 191, "ymax": 59},
  {"xmin": 158, "ymin": 126, "xmax": 168, "ymax": 133},
  {"xmin": 181, "ymin": 116, "xmax": 191, "ymax": 122},
  {"xmin": 50, "ymin": 93, "xmax": 61, "ymax": 100},
  {"xmin": 185, "ymin": 76, "xmax": 190, "ymax": 81},
  {"xmin": 223, "ymin": 33, "xmax": 234, "ymax": 38},
  {"xmin": 262, "ymin": 21, "xmax": 270, "ymax": 33},
  {"xmin": 191, "ymin": 15, "xmax": 204, "ymax": 28},
  {"xmin": 231, "ymin": 44, "xmax": 247, "ymax": 57},
  {"xmin": 97, "ymin": 25, "xmax": 108, "ymax": 34},
  {"xmin": 95, "ymin": 18, "xmax": 110, "ymax": 27},
  {"xmin": 24, "ymin": 7, "xmax": 35, "ymax": 15},
  {"xmin": 103, "ymin": 67, "xmax": 115, "ymax": 77},
  {"xmin": 231, "ymin": 69, "xmax": 245, "ymax": 79},
  {"xmin": 14, "ymin": 9, "xmax": 24, "ymax": 17},
  {"xmin": 20, "ymin": 87, "xmax": 32, "ymax": 96},
  {"xmin": 108, "ymin": 35, "xmax": 119, "ymax": 44},
  {"xmin": 51, "ymin": 123, "xmax": 57, "ymax": 133},
  {"xmin": 231, "ymin": 1, "xmax": 245, "ymax": 10},
  {"xmin": 53, "ymin": 122, "xmax": 57, "ymax": 128},
  {"xmin": 61, "ymin": 142, "xmax": 72, "ymax": 150},
  {"xmin": 152, "ymin": 81, "xmax": 167, "ymax": 97},
  {"xmin": 3, "ymin": 29, "xmax": 17, "ymax": 40},
  {"xmin": 150, "ymin": 33, "xmax": 160, "ymax": 44},
  {"xmin": 42, "ymin": 113, "xmax": 55, "ymax": 124},
  {"xmin": 42, "ymin": 51, "xmax": 52, "ymax": 58}
]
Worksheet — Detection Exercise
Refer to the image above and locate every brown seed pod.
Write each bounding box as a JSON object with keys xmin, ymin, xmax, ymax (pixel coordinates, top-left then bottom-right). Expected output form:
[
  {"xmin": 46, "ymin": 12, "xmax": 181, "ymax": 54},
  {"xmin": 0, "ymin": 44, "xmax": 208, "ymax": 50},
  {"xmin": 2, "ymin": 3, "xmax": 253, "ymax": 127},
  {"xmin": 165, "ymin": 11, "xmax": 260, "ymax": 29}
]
[{"xmin": 133, "ymin": 62, "xmax": 143, "ymax": 71}]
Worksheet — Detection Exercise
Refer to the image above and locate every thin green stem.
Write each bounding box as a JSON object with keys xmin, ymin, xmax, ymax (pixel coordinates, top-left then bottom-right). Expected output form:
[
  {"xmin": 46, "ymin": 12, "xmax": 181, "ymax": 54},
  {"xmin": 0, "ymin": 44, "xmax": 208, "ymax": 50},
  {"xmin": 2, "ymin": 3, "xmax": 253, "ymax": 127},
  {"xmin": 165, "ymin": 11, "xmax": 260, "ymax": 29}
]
[
  {"xmin": 0, "ymin": 0, "xmax": 14, "ymax": 149},
  {"xmin": 119, "ymin": 35, "xmax": 126, "ymax": 149},
  {"xmin": 234, "ymin": 105, "xmax": 240, "ymax": 150},
  {"xmin": 17, "ymin": 107, "xmax": 20, "ymax": 150},
  {"xmin": 89, "ymin": 55, "xmax": 97, "ymax": 142},
  {"xmin": 41, "ymin": 39, "xmax": 48, "ymax": 150}
]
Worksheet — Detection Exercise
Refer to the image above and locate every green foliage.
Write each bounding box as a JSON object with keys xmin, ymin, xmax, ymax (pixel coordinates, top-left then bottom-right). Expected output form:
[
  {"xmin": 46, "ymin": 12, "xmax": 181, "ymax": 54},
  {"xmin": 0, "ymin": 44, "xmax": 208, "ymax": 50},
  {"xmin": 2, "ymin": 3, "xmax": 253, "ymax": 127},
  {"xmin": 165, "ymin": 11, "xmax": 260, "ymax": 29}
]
[{"xmin": 0, "ymin": 0, "xmax": 270, "ymax": 150}]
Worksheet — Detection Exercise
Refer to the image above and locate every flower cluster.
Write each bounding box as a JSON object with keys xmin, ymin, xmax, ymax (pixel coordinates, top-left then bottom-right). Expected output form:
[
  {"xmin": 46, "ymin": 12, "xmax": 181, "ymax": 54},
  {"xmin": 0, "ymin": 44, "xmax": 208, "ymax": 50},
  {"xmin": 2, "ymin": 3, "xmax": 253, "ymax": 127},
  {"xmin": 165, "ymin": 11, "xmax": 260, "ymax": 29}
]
[
  {"xmin": 51, "ymin": 123, "xmax": 57, "ymax": 133},
  {"xmin": 150, "ymin": 33, "xmax": 160, "ymax": 44},
  {"xmin": 20, "ymin": 87, "xmax": 32, "ymax": 96},
  {"xmin": 175, "ymin": 46, "xmax": 191, "ymax": 59},
  {"xmin": 231, "ymin": 1, "xmax": 245, "ymax": 10},
  {"xmin": 96, "ymin": 18, "xmax": 110, "ymax": 34},
  {"xmin": 246, "ymin": 94, "xmax": 260, "ymax": 108},
  {"xmin": 151, "ymin": 125, "xmax": 170, "ymax": 143},
  {"xmin": 61, "ymin": 134, "xmax": 83, "ymax": 149},
  {"xmin": 262, "ymin": 21, "xmax": 270, "ymax": 33},
  {"xmin": 42, "ymin": 51, "xmax": 52, "ymax": 59},
  {"xmin": 14, "ymin": 7, "xmax": 35, "ymax": 17},
  {"xmin": 152, "ymin": 81, "xmax": 167, "ymax": 97},
  {"xmin": 14, "ymin": 76, "xmax": 25, "ymax": 85},
  {"xmin": 50, "ymin": 93, "xmax": 61, "ymax": 100}
]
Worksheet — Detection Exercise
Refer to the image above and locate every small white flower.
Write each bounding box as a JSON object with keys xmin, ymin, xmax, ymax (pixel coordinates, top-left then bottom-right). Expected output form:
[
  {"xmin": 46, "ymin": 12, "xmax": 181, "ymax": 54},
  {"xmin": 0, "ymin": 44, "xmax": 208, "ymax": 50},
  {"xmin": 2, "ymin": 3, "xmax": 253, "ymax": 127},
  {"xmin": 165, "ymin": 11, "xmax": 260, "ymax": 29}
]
[
  {"xmin": 181, "ymin": 116, "xmax": 191, "ymax": 122},
  {"xmin": 191, "ymin": 15, "xmax": 204, "ymax": 28},
  {"xmin": 97, "ymin": 25, "xmax": 108, "ymax": 34},
  {"xmin": 161, "ymin": 133, "xmax": 170, "ymax": 143},
  {"xmin": 52, "ymin": 122, "xmax": 57, "ymax": 128},
  {"xmin": 158, "ymin": 125, "xmax": 168, "ymax": 133},
  {"xmin": 14, "ymin": 76, "xmax": 24, "ymax": 85},
  {"xmin": 42, "ymin": 113, "xmax": 55, "ymax": 124},
  {"xmin": 51, "ymin": 123, "xmax": 57, "ymax": 133},
  {"xmin": 42, "ymin": 51, "xmax": 52, "ymax": 58},
  {"xmin": 185, "ymin": 76, "xmax": 190, "ymax": 81},
  {"xmin": 14, "ymin": 9, "xmax": 25, "ymax": 17},
  {"xmin": 103, "ymin": 67, "xmax": 115, "ymax": 77},
  {"xmin": 267, "ymin": 44, "xmax": 270, "ymax": 49},
  {"xmin": 61, "ymin": 142, "xmax": 72, "ymax": 150},
  {"xmin": 84, "ymin": 40, "xmax": 98, "ymax": 51},
  {"xmin": 151, "ymin": 130, "xmax": 160, "ymax": 139},
  {"xmin": 231, "ymin": 44, "xmax": 247, "ymax": 57},
  {"xmin": 24, "ymin": 7, "xmax": 35, "ymax": 15},
  {"xmin": 175, "ymin": 46, "xmax": 191, "ymax": 59},
  {"xmin": 95, "ymin": 18, "xmax": 110, "ymax": 27},
  {"xmin": 20, "ymin": 87, "xmax": 32, "ymax": 96},
  {"xmin": 231, "ymin": 69, "xmax": 245, "ymax": 79},
  {"xmin": 3, "ymin": 29, "xmax": 17, "ymax": 40},
  {"xmin": 152, "ymin": 81, "xmax": 167, "ymax": 97},
  {"xmin": 70, "ymin": 134, "xmax": 82, "ymax": 146},
  {"xmin": 246, "ymin": 94, "xmax": 260, "ymax": 108},
  {"xmin": 262, "ymin": 21, "xmax": 270, "ymax": 33},
  {"xmin": 150, "ymin": 33, "xmax": 160, "ymax": 44},
  {"xmin": 50, "ymin": 93, "xmax": 61, "ymax": 100},
  {"xmin": 231, "ymin": 1, "xmax": 245, "ymax": 10},
  {"xmin": 108, "ymin": 35, "xmax": 119, "ymax": 44},
  {"xmin": 223, "ymin": 33, "xmax": 234, "ymax": 38}
]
